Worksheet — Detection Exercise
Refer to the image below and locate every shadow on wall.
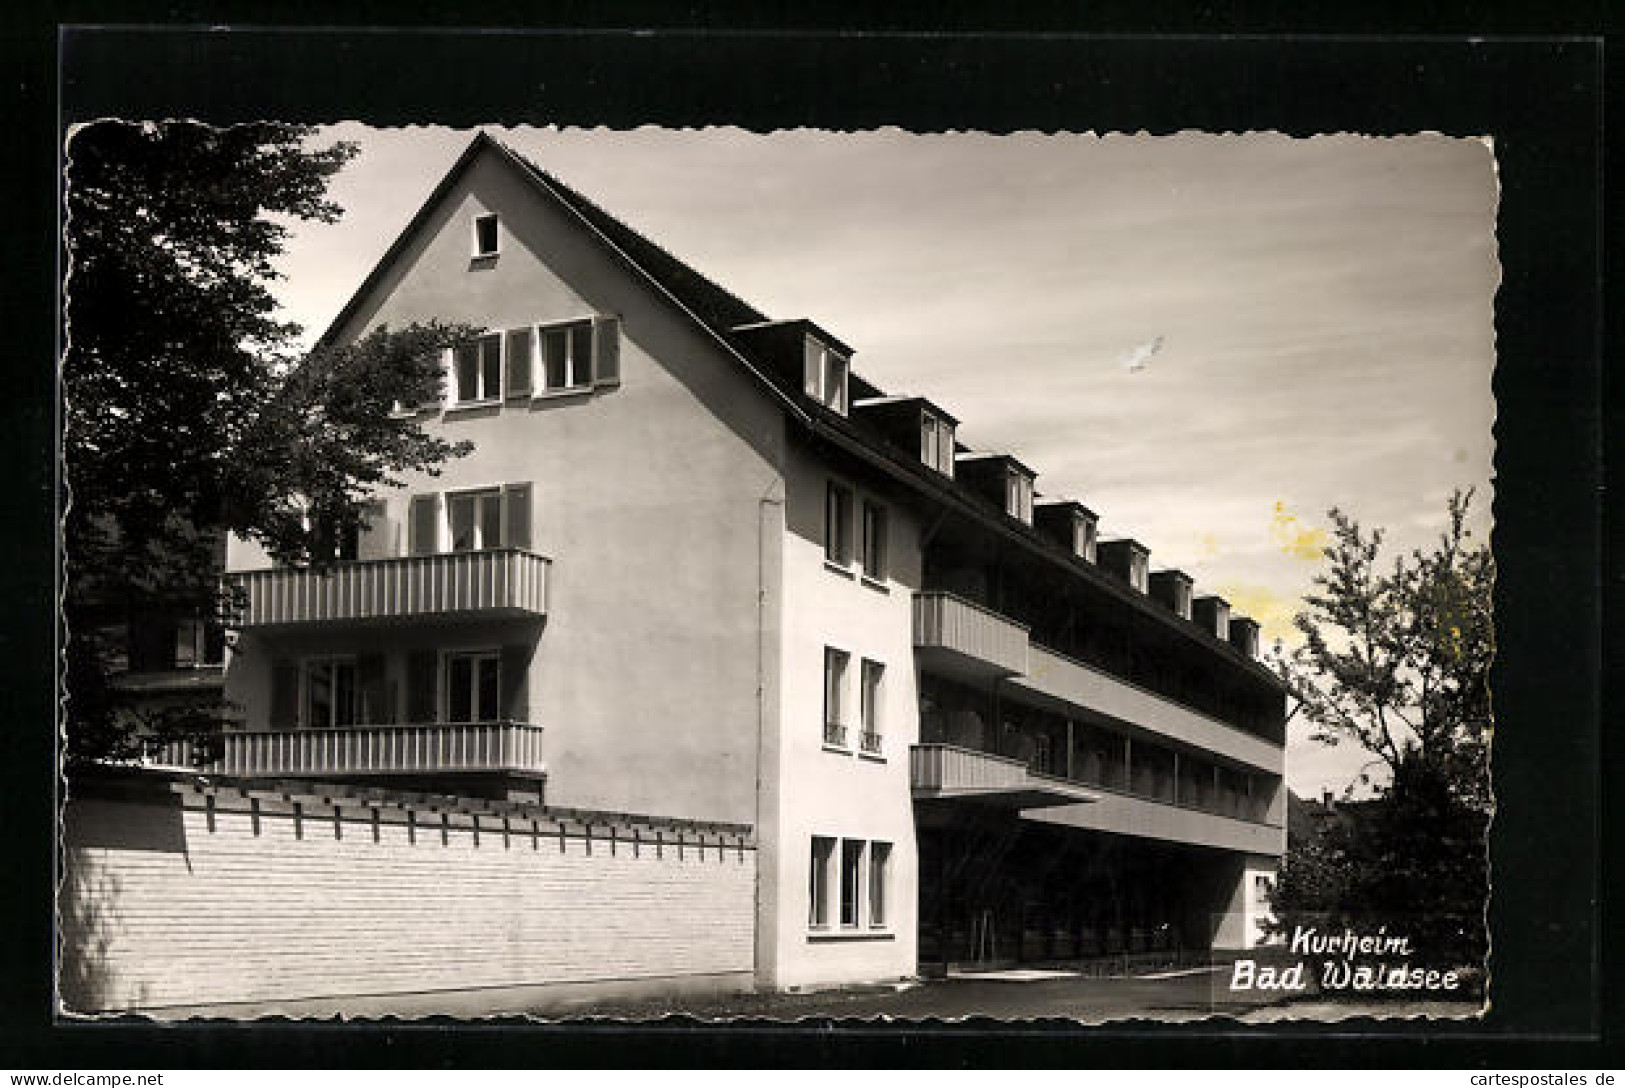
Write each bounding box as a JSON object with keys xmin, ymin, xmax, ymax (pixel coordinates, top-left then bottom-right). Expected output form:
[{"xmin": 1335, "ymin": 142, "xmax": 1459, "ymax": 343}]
[{"xmin": 58, "ymin": 790, "xmax": 186, "ymax": 1014}]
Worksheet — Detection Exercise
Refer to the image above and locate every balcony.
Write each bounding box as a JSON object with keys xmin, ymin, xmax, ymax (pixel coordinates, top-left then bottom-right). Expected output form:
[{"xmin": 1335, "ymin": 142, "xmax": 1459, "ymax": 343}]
[
  {"xmin": 1014, "ymin": 644, "xmax": 1282, "ymax": 774},
  {"xmin": 1023, "ymin": 781, "xmax": 1285, "ymax": 856},
  {"xmin": 911, "ymin": 743, "xmax": 1097, "ymax": 808},
  {"xmin": 231, "ymin": 549, "xmax": 549, "ymax": 628},
  {"xmin": 912, "ymin": 591, "xmax": 1030, "ymax": 679},
  {"xmin": 142, "ymin": 721, "xmax": 546, "ymax": 779}
]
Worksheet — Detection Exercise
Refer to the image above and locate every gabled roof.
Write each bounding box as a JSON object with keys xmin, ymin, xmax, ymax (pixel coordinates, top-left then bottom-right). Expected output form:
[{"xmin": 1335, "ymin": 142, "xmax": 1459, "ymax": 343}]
[
  {"xmin": 316, "ymin": 132, "xmax": 1282, "ymax": 692},
  {"xmin": 315, "ymin": 131, "xmax": 813, "ymax": 424}
]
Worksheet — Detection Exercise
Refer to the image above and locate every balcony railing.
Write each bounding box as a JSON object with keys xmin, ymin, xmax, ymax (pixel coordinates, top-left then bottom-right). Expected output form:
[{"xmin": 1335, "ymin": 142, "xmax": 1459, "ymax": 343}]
[
  {"xmin": 141, "ymin": 721, "xmax": 546, "ymax": 779},
  {"xmin": 910, "ymin": 743, "xmax": 1095, "ymax": 807},
  {"xmin": 859, "ymin": 730, "xmax": 884, "ymax": 755},
  {"xmin": 231, "ymin": 548, "xmax": 549, "ymax": 627},
  {"xmin": 823, "ymin": 722, "xmax": 848, "ymax": 748},
  {"xmin": 912, "ymin": 591, "xmax": 1030, "ymax": 677}
]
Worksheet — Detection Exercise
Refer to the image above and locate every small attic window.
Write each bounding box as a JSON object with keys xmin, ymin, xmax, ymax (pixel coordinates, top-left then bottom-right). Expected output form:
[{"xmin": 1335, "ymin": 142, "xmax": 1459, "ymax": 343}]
[
  {"xmin": 473, "ymin": 213, "xmax": 500, "ymax": 258},
  {"xmin": 920, "ymin": 411, "xmax": 955, "ymax": 477},
  {"xmin": 1073, "ymin": 513, "xmax": 1097, "ymax": 562},
  {"xmin": 803, "ymin": 336, "xmax": 849, "ymax": 415},
  {"xmin": 1003, "ymin": 469, "xmax": 1034, "ymax": 525}
]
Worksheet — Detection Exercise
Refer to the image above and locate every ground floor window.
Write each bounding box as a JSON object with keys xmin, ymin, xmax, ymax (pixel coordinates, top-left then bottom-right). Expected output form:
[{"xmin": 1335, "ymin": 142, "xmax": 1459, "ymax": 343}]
[
  {"xmin": 869, "ymin": 842, "xmax": 892, "ymax": 927},
  {"xmin": 809, "ymin": 836, "xmax": 836, "ymax": 928},
  {"xmin": 810, "ymin": 835, "xmax": 891, "ymax": 932},
  {"xmin": 445, "ymin": 650, "xmax": 501, "ymax": 723},
  {"xmin": 840, "ymin": 840, "xmax": 865, "ymax": 927},
  {"xmin": 304, "ymin": 658, "xmax": 357, "ymax": 728}
]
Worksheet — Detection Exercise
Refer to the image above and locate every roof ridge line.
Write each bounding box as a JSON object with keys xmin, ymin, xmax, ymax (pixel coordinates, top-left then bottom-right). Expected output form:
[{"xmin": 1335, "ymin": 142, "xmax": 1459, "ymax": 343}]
[{"xmin": 495, "ymin": 136, "xmax": 770, "ymax": 327}]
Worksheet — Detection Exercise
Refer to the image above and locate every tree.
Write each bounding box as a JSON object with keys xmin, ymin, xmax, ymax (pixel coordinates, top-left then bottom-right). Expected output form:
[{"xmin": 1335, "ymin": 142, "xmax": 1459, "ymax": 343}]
[
  {"xmin": 1277, "ymin": 488, "xmax": 1493, "ymax": 803},
  {"xmin": 63, "ymin": 121, "xmax": 471, "ymax": 762},
  {"xmin": 1267, "ymin": 490, "xmax": 1492, "ymax": 969}
]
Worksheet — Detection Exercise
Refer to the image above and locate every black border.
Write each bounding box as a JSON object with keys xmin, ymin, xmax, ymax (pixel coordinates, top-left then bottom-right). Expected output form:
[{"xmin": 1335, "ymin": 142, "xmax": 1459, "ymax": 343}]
[{"xmin": 5, "ymin": 16, "xmax": 1609, "ymax": 1068}]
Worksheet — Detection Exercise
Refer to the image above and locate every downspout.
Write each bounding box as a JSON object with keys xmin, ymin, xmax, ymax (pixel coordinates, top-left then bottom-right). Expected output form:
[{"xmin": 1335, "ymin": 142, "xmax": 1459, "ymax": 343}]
[{"xmin": 754, "ymin": 477, "xmax": 786, "ymax": 989}]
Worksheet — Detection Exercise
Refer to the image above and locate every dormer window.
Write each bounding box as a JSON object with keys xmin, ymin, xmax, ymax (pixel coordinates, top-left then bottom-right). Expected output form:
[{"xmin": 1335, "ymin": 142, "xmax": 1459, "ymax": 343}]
[
  {"xmin": 1004, "ymin": 470, "xmax": 1034, "ymax": 525},
  {"xmin": 1149, "ymin": 571, "xmax": 1193, "ymax": 619},
  {"xmin": 472, "ymin": 213, "xmax": 500, "ymax": 258},
  {"xmin": 1098, "ymin": 539, "xmax": 1151, "ymax": 592},
  {"xmin": 920, "ymin": 411, "xmax": 955, "ymax": 477},
  {"xmin": 803, "ymin": 336, "xmax": 849, "ymax": 415},
  {"xmin": 1073, "ymin": 514, "xmax": 1097, "ymax": 562}
]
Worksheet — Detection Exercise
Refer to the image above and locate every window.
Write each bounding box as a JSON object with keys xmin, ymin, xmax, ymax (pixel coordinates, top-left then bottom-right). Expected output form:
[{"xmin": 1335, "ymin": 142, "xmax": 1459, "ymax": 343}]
[
  {"xmin": 1074, "ymin": 514, "xmax": 1097, "ymax": 562},
  {"xmin": 309, "ymin": 510, "xmax": 359, "ymax": 562},
  {"xmin": 859, "ymin": 659, "xmax": 884, "ymax": 754},
  {"xmin": 808, "ymin": 836, "xmax": 836, "ymax": 927},
  {"xmin": 411, "ymin": 485, "xmax": 531, "ymax": 556},
  {"xmin": 448, "ymin": 489, "xmax": 503, "ymax": 552},
  {"xmin": 1032, "ymin": 734, "xmax": 1053, "ymax": 775},
  {"xmin": 174, "ymin": 615, "xmax": 225, "ymax": 668},
  {"xmin": 860, "ymin": 500, "xmax": 888, "ymax": 581},
  {"xmin": 824, "ymin": 482, "xmax": 853, "ymax": 566},
  {"xmin": 304, "ymin": 658, "xmax": 357, "ymax": 728},
  {"xmin": 540, "ymin": 319, "xmax": 594, "ymax": 390},
  {"xmin": 1130, "ymin": 550, "xmax": 1149, "ymax": 592},
  {"xmin": 1005, "ymin": 470, "xmax": 1034, "ymax": 524},
  {"xmin": 473, "ymin": 213, "xmax": 499, "ymax": 257},
  {"xmin": 840, "ymin": 840, "xmax": 865, "ymax": 927},
  {"xmin": 869, "ymin": 842, "xmax": 891, "ymax": 927},
  {"xmin": 802, "ymin": 336, "xmax": 849, "ymax": 414},
  {"xmin": 823, "ymin": 648, "xmax": 849, "ymax": 747},
  {"xmin": 920, "ymin": 412, "xmax": 955, "ymax": 476},
  {"xmin": 445, "ymin": 651, "xmax": 501, "ymax": 723},
  {"xmin": 454, "ymin": 333, "xmax": 503, "ymax": 403}
]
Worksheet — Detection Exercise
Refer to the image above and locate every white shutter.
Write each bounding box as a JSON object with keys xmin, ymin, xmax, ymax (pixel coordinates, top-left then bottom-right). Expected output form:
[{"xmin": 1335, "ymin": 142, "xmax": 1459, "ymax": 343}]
[
  {"xmin": 591, "ymin": 315, "xmax": 621, "ymax": 387},
  {"xmin": 505, "ymin": 328, "xmax": 533, "ymax": 397},
  {"xmin": 356, "ymin": 500, "xmax": 392, "ymax": 560},
  {"xmin": 501, "ymin": 483, "xmax": 532, "ymax": 550}
]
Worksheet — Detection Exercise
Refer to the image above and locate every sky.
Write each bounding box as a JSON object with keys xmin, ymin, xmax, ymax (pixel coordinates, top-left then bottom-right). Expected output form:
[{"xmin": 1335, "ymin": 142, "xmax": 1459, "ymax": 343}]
[{"xmin": 270, "ymin": 124, "xmax": 1500, "ymax": 799}]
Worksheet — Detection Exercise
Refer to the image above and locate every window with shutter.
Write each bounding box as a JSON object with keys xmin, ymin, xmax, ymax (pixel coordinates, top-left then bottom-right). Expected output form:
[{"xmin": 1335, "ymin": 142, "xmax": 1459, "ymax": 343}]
[{"xmin": 539, "ymin": 318, "xmax": 593, "ymax": 390}]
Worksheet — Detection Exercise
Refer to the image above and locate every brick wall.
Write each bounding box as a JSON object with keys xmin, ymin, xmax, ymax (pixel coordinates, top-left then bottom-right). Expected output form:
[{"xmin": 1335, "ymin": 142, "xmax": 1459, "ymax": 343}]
[{"xmin": 59, "ymin": 773, "xmax": 757, "ymax": 1015}]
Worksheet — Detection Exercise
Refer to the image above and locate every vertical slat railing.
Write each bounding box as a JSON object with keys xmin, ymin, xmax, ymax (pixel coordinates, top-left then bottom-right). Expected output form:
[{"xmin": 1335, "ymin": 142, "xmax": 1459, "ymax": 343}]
[
  {"xmin": 206, "ymin": 722, "xmax": 544, "ymax": 777},
  {"xmin": 230, "ymin": 550, "xmax": 551, "ymax": 626}
]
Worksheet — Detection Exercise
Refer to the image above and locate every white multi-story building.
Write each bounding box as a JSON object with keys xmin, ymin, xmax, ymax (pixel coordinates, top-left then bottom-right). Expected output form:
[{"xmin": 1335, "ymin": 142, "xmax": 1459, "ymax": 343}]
[{"xmin": 213, "ymin": 131, "xmax": 1287, "ymax": 994}]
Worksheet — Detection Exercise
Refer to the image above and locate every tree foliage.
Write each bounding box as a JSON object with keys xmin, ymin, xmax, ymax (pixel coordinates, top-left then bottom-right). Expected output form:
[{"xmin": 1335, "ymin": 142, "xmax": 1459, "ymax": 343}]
[
  {"xmin": 63, "ymin": 120, "xmax": 471, "ymax": 761},
  {"xmin": 1267, "ymin": 490, "xmax": 1493, "ymax": 968},
  {"xmin": 1275, "ymin": 488, "xmax": 1493, "ymax": 803}
]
